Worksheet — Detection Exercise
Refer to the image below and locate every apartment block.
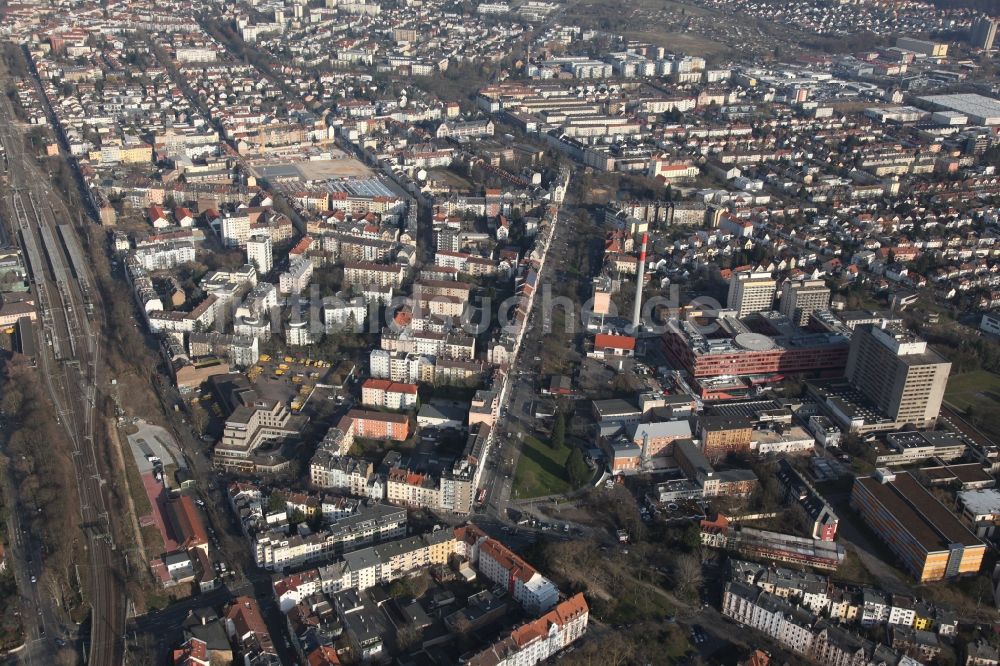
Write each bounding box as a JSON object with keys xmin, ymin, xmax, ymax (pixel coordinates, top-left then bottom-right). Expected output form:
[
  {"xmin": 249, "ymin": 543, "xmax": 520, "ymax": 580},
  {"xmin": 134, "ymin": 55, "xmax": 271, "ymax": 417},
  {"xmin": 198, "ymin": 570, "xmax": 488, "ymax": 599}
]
[
  {"xmin": 476, "ymin": 538, "xmax": 559, "ymax": 615},
  {"xmin": 246, "ymin": 234, "xmax": 273, "ymax": 275},
  {"xmin": 279, "ymin": 256, "xmax": 314, "ymax": 295},
  {"xmin": 466, "ymin": 594, "xmax": 589, "ymax": 666},
  {"xmin": 254, "ymin": 503, "xmax": 406, "ymax": 571},
  {"xmin": 340, "ymin": 409, "xmax": 410, "ymax": 441},
  {"xmin": 343, "ymin": 261, "xmax": 405, "ymax": 288},
  {"xmin": 698, "ymin": 415, "xmax": 753, "ymax": 460},
  {"xmin": 360, "ymin": 378, "xmax": 419, "ymax": 410}
]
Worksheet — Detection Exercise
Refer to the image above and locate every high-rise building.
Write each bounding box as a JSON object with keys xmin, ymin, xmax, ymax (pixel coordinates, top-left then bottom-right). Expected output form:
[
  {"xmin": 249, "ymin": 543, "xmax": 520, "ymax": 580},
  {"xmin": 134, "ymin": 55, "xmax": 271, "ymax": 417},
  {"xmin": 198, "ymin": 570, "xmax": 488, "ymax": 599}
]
[
  {"xmin": 971, "ymin": 17, "xmax": 998, "ymax": 50},
  {"xmin": 246, "ymin": 234, "xmax": 273, "ymax": 275},
  {"xmin": 727, "ymin": 271, "xmax": 776, "ymax": 318},
  {"xmin": 780, "ymin": 279, "xmax": 831, "ymax": 326},
  {"xmin": 845, "ymin": 325, "xmax": 950, "ymax": 429}
]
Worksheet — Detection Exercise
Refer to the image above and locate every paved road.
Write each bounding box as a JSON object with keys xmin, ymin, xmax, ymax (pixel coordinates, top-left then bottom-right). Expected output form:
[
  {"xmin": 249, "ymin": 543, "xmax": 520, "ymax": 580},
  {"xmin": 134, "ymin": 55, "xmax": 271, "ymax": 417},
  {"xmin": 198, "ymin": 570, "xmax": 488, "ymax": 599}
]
[
  {"xmin": 825, "ymin": 490, "xmax": 910, "ymax": 596},
  {"xmin": 0, "ymin": 455, "xmax": 76, "ymax": 665},
  {"xmin": 479, "ymin": 201, "xmax": 572, "ymax": 523}
]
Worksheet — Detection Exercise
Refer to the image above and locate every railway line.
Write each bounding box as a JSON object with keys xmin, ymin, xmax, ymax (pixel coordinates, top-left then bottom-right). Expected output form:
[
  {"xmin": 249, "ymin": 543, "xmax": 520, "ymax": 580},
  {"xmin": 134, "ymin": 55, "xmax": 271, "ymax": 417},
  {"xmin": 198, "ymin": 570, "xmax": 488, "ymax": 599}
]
[{"xmin": 0, "ymin": 89, "xmax": 123, "ymax": 666}]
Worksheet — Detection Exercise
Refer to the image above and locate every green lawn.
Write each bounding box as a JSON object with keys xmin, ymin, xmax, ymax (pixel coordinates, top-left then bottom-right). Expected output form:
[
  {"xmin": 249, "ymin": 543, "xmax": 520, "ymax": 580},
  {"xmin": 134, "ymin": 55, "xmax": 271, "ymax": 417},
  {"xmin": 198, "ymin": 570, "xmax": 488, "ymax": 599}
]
[
  {"xmin": 512, "ymin": 436, "xmax": 572, "ymax": 499},
  {"xmin": 945, "ymin": 370, "xmax": 1000, "ymax": 412}
]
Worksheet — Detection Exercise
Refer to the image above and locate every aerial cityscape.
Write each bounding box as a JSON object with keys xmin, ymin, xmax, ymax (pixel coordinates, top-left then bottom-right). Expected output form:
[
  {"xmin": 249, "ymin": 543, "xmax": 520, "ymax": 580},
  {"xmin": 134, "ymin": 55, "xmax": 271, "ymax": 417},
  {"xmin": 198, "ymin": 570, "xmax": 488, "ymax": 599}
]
[{"xmin": 1, "ymin": 0, "xmax": 1000, "ymax": 664}]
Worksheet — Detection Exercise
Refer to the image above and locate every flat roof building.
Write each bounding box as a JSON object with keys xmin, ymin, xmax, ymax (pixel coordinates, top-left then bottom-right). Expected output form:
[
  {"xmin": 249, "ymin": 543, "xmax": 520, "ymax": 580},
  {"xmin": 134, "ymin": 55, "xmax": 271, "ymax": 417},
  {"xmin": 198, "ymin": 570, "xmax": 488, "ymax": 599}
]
[
  {"xmin": 727, "ymin": 271, "xmax": 775, "ymax": 318},
  {"xmin": 850, "ymin": 470, "xmax": 985, "ymax": 582},
  {"xmin": 780, "ymin": 279, "xmax": 830, "ymax": 327},
  {"xmin": 918, "ymin": 93, "xmax": 1000, "ymax": 126},
  {"xmin": 845, "ymin": 325, "xmax": 950, "ymax": 431}
]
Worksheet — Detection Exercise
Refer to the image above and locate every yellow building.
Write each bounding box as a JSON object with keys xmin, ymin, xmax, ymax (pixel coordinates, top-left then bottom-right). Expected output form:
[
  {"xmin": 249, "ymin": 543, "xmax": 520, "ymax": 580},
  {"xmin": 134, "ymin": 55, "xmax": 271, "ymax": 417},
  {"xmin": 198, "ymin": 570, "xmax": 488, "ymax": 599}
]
[{"xmin": 851, "ymin": 471, "xmax": 985, "ymax": 582}]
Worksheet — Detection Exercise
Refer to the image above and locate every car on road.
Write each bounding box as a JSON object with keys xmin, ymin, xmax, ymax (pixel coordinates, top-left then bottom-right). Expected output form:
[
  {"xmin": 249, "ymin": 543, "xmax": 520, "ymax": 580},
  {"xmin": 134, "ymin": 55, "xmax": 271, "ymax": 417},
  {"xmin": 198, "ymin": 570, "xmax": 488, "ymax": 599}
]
[
  {"xmin": 30, "ymin": 575, "xmax": 36, "ymax": 583},
  {"xmin": 195, "ymin": 499, "xmax": 206, "ymax": 507}
]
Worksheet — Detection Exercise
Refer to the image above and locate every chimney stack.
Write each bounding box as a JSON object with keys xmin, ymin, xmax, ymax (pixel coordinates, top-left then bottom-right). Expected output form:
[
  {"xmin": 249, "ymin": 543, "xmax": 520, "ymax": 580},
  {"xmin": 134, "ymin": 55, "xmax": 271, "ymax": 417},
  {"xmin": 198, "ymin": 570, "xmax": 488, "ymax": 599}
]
[{"xmin": 631, "ymin": 232, "xmax": 648, "ymax": 332}]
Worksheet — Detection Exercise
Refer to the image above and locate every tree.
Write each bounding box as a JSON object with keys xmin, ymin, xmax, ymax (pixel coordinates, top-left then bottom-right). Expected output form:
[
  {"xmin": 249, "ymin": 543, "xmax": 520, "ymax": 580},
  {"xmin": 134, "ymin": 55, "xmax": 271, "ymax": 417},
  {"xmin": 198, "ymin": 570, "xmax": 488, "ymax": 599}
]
[
  {"xmin": 188, "ymin": 401, "xmax": 209, "ymax": 435},
  {"xmin": 669, "ymin": 553, "xmax": 703, "ymax": 599},
  {"xmin": 565, "ymin": 448, "xmax": 590, "ymax": 488},
  {"xmin": 396, "ymin": 623, "xmax": 422, "ymax": 651},
  {"xmin": 550, "ymin": 410, "xmax": 566, "ymax": 450},
  {"xmin": 682, "ymin": 522, "xmax": 702, "ymax": 551},
  {"xmin": 388, "ymin": 579, "xmax": 412, "ymax": 598},
  {"xmin": 267, "ymin": 492, "xmax": 286, "ymax": 513}
]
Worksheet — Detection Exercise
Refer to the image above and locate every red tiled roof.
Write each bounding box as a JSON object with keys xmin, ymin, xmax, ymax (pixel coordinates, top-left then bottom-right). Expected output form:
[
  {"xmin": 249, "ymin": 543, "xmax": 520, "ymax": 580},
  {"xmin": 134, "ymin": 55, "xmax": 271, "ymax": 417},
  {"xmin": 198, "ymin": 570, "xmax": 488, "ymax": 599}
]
[
  {"xmin": 594, "ymin": 334, "xmax": 635, "ymax": 351},
  {"xmin": 307, "ymin": 646, "xmax": 341, "ymax": 666},
  {"xmin": 510, "ymin": 594, "xmax": 589, "ymax": 648},
  {"xmin": 480, "ymin": 538, "xmax": 537, "ymax": 584},
  {"xmin": 167, "ymin": 495, "xmax": 208, "ymax": 550},
  {"xmin": 226, "ymin": 596, "xmax": 268, "ymax": 638},
  {"xmin": 172, "ymin": 637, "xmax": 208, "ymax": 665}
]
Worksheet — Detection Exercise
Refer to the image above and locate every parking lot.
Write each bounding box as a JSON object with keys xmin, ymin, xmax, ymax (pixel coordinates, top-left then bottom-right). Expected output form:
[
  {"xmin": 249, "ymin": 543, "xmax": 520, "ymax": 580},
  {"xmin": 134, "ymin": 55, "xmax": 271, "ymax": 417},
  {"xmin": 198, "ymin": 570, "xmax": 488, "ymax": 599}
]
[{"xmin": 248, "ymin": 353, "xmax": 337, "ymax": 412}]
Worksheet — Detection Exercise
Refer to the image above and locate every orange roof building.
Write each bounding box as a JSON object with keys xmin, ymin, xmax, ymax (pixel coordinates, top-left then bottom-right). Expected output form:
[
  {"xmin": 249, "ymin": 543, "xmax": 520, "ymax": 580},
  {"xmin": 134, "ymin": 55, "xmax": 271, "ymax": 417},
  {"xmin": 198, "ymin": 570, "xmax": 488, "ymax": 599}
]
[
  {"xmin": 467, "ymin": 594, "xmax": 589, "ymax": 666},
  {"xmin": 593, "ymin": 334, "xmax": 636, "ymax": 357},
  {"xmin": 166, "ymin": 495, "xmax": 209, "ymax": 556},
  {"xmin": 476, "ymin": 537, "xmax": 559, "ymax": 615}
]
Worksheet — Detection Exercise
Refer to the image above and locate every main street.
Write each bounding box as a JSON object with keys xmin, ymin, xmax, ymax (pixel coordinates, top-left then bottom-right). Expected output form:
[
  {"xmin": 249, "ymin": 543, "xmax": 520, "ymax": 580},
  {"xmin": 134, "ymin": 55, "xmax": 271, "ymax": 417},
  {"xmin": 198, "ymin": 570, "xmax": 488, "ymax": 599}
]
[
  {"xmin": 480, "ymin": 194, "xmax": 571, "ymax": 524},
  {"xmin": 0, "ymin": 87, "xmax": 124, "ymax": 666}
]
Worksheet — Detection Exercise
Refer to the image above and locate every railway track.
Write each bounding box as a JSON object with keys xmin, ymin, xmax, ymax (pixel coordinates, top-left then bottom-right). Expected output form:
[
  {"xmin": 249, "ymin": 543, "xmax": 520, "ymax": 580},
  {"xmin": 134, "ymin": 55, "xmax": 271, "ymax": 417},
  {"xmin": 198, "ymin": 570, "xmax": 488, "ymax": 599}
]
[{"xmin": 0, "ymin": 93, "xmax": 123, "ymax": 666}]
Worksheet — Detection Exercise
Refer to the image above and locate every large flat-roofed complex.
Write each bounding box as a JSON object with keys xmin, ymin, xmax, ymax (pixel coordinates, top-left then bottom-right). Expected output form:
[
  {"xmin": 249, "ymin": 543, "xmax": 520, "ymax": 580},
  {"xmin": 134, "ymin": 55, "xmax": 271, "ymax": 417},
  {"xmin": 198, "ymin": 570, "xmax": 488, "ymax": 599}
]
[
  {"xmin": 917, "ymin": 93, "xmax": 1000, "ymax": 126},
  {"xmin": 663, "ymin": 315, "xmax": 849, "ymax": 380},
  {"xmin": 850, "ymin": 470, "xmax": 985, "ymax": 582}
]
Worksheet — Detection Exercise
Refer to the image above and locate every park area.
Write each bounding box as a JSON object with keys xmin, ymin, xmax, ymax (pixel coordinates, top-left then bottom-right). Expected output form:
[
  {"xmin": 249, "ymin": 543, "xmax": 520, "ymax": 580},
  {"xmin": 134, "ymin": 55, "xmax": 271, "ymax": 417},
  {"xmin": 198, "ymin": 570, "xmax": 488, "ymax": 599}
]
[
  {"xmin": 512, "ymin": 436, "xmax": 573, "ymax": 499},
  {"xmin": 945, "ymin": 370, "xmax": 1000, "ymax": 439},
  {"xmin": 511, "ymin": 428, "xmax": 594, "ymax": 499},
  {"xmin": 945, "ymin": 370, "xmax": 1000, "ymax": 412}
]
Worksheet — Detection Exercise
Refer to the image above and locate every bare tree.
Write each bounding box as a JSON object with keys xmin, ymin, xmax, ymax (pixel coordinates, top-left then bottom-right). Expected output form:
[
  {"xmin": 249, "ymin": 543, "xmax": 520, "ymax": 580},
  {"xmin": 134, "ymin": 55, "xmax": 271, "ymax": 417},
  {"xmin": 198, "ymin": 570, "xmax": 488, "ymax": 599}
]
[{"xmin": 669, "ymin": 552, "xmax": 703, "ymax": 598}]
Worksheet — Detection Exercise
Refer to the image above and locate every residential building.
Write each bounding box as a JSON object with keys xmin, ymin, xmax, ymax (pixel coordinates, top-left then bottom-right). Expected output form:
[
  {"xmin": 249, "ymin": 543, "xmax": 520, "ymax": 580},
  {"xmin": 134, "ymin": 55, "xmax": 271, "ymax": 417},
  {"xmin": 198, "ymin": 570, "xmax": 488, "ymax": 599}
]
[
  {"xmin": 246, "ymin": 234, "xmax": 273, "ymax": 275},
  {"xmin": 360, "ymin": 379, "xmax": 419, "ymax": 410},
  {"xmin": 224, "ymin": 597, "xmax": 276, "ymax": 661},
  {"xmin": 699, "ymin": 416, "xmax": 753, "ymax": 460},
  {"xmin": 280, "ymin": 256, "xmax": 314, "ymax": 295},
  {"xmin": 340, "ymin": 409, "xmax": 410, "ymax": 441},
  {"xmin": 254, "ymin": 503, "xmax": 406, "ymax": 570},
  {"xmin": 466, "ymin": 594, "xmax": 589, "ymax": 666},
  {"xmin": 474, "ymin": 537, "xmax": 559, "ymax": 615},
  {"xmin": 776, "ymin": 460, "xmax": 839, "ymax": 541}
]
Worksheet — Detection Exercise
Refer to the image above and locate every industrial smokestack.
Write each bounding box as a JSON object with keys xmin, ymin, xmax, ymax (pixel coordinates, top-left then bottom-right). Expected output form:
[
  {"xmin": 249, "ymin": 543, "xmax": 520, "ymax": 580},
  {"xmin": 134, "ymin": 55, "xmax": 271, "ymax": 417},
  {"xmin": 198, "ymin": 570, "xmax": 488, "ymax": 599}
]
[{"xmin": 631, "ymin": 232, "xmax": 648, "ymax": 332}]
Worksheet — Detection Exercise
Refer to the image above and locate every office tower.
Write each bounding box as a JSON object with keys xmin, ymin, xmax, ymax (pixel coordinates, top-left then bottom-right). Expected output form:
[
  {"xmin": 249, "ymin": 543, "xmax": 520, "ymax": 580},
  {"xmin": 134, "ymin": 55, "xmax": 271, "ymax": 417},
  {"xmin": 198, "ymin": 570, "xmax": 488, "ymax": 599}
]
[
  {"xmin": 727, "ymin": 271, "xmax": 776, "ymax": 318},
  {"xmin": 246, "ymin": 234, "xmax": 273, "ymax": 275},
  {"xmin": 780, "ymin": 279, "xmax": 831, "ymax": 326},
  {"xmin": 845, "ymin": 324, "xmax": 951, "ymax": 429},
  {"xmin": 971, "ymin": 17, "xmax": 998, "ymax": 50}
]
